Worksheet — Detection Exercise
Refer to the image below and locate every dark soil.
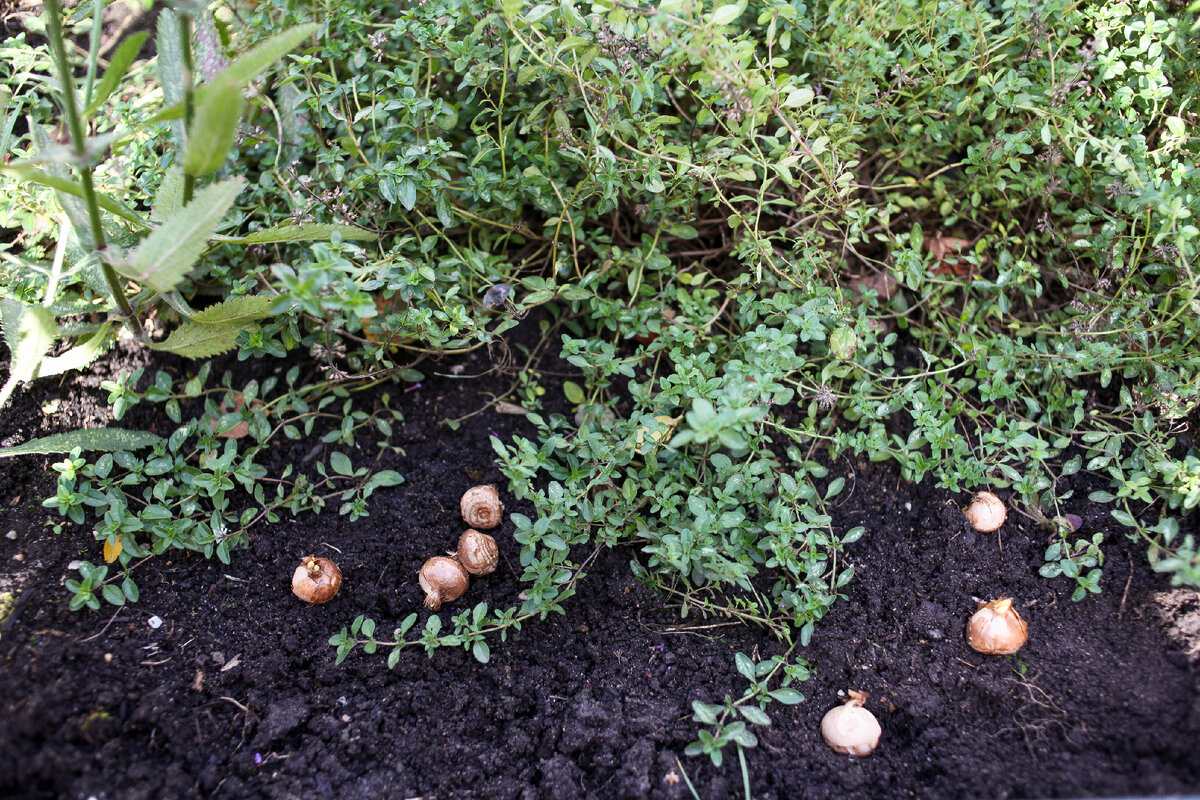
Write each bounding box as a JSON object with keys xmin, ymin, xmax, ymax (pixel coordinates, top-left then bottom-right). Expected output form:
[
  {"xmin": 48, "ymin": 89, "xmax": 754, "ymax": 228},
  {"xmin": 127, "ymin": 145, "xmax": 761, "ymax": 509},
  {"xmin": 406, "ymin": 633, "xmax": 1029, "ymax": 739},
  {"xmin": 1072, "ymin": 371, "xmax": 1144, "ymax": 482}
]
[{"xmin": 1, "ymin": 330, "xmax": 1198, "ymax": 800}]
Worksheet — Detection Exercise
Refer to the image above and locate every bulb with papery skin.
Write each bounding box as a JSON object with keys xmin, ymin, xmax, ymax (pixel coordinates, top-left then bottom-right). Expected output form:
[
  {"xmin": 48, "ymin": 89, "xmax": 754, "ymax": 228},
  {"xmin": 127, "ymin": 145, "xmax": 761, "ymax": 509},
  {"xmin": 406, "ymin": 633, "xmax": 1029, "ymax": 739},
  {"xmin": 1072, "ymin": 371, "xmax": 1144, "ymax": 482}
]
[
  {"xmin": 456, "ymin": 529, "xmax": 498, "ymax": 576},
  {"xmin": 966, "ymin": 597, "xmax": 1028, "ymax": 655},
  {"xmin": 292, "ymin": 556, "xmax": 342, "ymax": 604},
  {"xmin": 419, "ymin": 556, "xmax": 469, "ymax": 610},
  {"xmin": 461, "ymin": 485, "xmax": 504, "ymax": 530}
]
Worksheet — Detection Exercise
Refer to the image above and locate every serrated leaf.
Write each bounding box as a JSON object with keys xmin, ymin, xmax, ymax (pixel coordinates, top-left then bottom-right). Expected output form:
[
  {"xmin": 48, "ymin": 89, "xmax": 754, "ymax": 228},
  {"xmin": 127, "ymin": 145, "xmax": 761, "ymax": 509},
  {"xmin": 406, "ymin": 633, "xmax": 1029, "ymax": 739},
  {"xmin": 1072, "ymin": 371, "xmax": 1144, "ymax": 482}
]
[
  {"xmin": 0, "ymin": 428, "xmax": 163, "ymax": 458},
  {"xmin": 148, "ymin": 319, "xmax": 250, "ymax": 358},
  {"xmin": 150, "ymin": 168, "xmax": 184, "ymax": 223},
  {"xmin": 39, "ymin": 322, "xmax": 114, "ymax": 378},
  {"xmin": 183, "ymin": 78, "xmax": 245, "ymax": 177},
  {"xmin": 121, "ymin": 177, "xmax": 244, "ymax": 293},
  {"xmin": 190, "ymin": 295, "xmax": 273, "ymax": 326},
  {"xmin": 0, "ymin": 303, "xmax": 58, "ymax": 408},
  {"xmin": 221, "ymin": 221, "xmax": 379, "ymax": 244},
  {"xmin": 156, "ymin": 9, "xmax": 185, "ymax": 146},
  {"xmin": 85, "ymin": 32, "xmax": 148, "ymax": 117},
  {"xmin": 220, "ymin": 23, "xmax": 319, "ymax": 87}
]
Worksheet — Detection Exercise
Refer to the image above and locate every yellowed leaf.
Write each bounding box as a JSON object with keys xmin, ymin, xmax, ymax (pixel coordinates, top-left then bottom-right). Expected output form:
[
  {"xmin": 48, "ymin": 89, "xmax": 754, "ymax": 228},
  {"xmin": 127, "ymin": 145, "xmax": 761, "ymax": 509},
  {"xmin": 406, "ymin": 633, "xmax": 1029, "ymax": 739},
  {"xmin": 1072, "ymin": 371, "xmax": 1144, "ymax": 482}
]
[{"xmin": 103, "ymin": 535, "xmax": 123, "ymax": 563}]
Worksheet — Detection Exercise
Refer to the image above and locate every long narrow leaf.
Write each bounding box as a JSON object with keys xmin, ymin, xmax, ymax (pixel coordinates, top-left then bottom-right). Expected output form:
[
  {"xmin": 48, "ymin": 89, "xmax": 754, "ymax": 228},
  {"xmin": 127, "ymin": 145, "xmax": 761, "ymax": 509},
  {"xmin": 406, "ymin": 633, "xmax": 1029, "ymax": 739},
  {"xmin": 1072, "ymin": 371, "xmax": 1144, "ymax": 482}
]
[
  {"xmin": 189, "ymin": 295, "xmax": 273, "ymax": 325},
  {"xmin": 118, "ymin": 177, "xmax": 244, "ymax": 293},
  {"xmin": 0, "ymin": 164, "xmax": 146, "ymax": 227},
  {"xmin": 183, "ymin": 78, "xmax": 245, "ymax": 177},
  {"xmin": 38, "ymin": 322, "xmax": 114, "ymax": 378},
  {"xmin": 219, "ymin": 221, "xmax": 379, "ymax": 244},
  {"xmin": 148, "ymin": 319, "xmax": 252, "ymax": 358},
  {"xmin": 84, "ymin": 32, "xmax": 148, "ymax": 118},
  {"xmin": 0, "ymin": 428, "xmax": 163, "ymax": 458},
  {"xmin": 157, "ymin": 8, "xmax": 185, "ymax": 147},
  {"xmin": 221, "ymin": 23, "xmax": 319, "ymax": 87},
  {"xmin": 0, "ymin": 303, "xmax": 58, "ymax": 408}
]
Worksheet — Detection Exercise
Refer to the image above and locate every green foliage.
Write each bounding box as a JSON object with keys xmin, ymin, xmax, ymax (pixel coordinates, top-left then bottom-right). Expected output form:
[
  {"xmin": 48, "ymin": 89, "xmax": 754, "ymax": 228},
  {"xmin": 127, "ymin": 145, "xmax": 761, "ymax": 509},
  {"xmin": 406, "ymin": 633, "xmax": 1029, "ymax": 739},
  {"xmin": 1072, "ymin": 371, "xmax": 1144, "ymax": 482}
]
[
  {"xmin": 3, "ymin": 0, "xmax": 1198, "ymax": 775},
  {"xmin": 0, "ymin": 2, "xmax": 367, "ymax": 410},
  {"xmin": 42, "ymin": 364, "xmax": 405, "ymax": 610}
]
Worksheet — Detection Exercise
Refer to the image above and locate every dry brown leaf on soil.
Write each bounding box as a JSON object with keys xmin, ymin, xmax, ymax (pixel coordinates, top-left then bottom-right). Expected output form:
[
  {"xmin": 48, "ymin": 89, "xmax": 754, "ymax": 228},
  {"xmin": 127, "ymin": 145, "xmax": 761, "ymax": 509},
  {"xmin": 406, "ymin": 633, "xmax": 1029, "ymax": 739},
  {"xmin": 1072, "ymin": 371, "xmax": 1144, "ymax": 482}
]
[{"xmin": 923, "ymin": 234, "xmax": 985, "ymax": 276}]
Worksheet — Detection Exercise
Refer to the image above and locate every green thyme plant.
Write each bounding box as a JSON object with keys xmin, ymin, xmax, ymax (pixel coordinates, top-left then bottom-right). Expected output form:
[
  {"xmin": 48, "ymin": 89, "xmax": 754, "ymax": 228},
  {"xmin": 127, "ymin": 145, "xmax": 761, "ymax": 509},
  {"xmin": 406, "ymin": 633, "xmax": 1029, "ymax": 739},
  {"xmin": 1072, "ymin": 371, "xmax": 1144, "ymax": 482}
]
[{"xmin": 43, "ymin": 363, "xmax": 404, "ymax": 609}]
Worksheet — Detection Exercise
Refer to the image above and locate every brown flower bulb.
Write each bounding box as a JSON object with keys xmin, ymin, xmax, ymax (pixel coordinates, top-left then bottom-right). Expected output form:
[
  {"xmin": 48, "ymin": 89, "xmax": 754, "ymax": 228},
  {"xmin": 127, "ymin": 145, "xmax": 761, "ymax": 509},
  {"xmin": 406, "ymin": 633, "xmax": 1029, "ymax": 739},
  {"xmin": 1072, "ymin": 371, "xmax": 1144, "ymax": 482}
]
[{"xmin": 461, "ymin": 485, "xmax": 504, "ymax": 530}]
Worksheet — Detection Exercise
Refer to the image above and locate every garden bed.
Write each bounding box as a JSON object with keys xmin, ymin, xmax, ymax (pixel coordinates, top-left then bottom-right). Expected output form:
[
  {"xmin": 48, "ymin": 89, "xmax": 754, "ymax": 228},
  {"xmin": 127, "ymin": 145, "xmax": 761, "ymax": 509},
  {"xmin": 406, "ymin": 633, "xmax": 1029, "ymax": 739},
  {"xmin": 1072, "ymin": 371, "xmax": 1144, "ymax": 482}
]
[{"xmin": 1, "ymin": 338, "xmax": 1197, "ymax": 800}]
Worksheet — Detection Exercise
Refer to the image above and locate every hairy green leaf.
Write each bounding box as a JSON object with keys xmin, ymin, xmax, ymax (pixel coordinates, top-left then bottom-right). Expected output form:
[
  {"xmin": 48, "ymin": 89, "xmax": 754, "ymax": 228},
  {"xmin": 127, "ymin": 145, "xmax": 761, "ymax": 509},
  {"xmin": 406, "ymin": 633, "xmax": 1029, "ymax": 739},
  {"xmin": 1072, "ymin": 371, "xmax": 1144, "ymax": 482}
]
[
  {"xmin": 39, "ymin": 322, "xmax": 114, "ymax": 378},
  {"xmin": 85, "ymin": 32, "xmax": 149, "ymax": 118},
  {"xmin": 220, "ymin": 23, "xmax": 319, "ymax": 87},
  {"xmin": 189, "ymin": 295, "xmax": 274, "ymax": 326},
  {"xmin": 0, "ymin": 428, "xmax": 164, "ymax": 458},
  {"xmin": 220, "ymin": 222, "xmax": 379, "ymax": 244},
  {"xmin": 156, "ymin": 9, "xmax": 185, "ymax": 146},
  {"xmin": 183, "ymin": 78, "xmax": 245, "ymax": 177},
  {"xmin": 120, "ymin": 177, "xmax": 244, "ymax": 293},
  {"xmin": 150, "ymin": 168, "xmax": 184, "ymax": 223},
  {"xmin": 148, "ymin": 319, "xmax": 251, "ymax": 358},
  {"xmin": 0, "ymin": 303, "xmax": 58, "ymax": 408}
]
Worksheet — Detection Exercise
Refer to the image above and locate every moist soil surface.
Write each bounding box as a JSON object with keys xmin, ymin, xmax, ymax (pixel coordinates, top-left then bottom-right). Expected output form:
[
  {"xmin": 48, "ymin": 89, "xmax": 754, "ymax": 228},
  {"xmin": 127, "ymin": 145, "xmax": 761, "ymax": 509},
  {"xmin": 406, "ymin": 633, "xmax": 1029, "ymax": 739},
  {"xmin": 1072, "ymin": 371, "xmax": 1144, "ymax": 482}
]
[{"xmin": 1, "ymin": 331, "xmax": 1198, "ymax": 800}]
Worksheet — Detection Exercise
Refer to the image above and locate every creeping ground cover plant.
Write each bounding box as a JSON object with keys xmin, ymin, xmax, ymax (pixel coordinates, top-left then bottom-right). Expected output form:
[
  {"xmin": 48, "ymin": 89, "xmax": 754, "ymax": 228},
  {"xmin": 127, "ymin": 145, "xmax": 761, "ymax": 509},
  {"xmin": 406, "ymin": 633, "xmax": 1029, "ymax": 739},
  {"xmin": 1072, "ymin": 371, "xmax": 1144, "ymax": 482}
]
[{"xmin": 1, "ymin": 0, "xmax": 1197, "ymax": 777}]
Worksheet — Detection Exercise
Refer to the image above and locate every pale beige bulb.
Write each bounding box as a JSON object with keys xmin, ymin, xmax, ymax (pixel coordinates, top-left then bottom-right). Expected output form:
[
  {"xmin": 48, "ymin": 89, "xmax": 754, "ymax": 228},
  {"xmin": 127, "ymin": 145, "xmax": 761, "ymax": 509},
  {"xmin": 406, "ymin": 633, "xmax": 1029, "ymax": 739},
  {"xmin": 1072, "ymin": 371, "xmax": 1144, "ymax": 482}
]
[
  {"xmin": 292, "ymin": 556, "xmax": 342, "ymax": 604},
  {"xmin": 963, "ymin": 491, "xmax": 1006, "ymax": 532},
  {"xmin": 966, "ymin": 597, "xmax": 1028, "ymax": 655},
  {"xmin": 820, "ymin": 691, "xmax": 881, "ymax": 757}
]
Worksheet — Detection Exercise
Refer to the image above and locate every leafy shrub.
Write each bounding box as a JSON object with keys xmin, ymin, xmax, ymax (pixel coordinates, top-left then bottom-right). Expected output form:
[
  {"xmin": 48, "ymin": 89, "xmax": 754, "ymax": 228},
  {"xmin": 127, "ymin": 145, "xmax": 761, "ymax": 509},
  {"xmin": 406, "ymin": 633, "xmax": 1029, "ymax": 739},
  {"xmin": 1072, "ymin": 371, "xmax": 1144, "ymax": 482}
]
[{"xmin": 3, "ymin": 0, "xmax": 1198, "ymax": 769}]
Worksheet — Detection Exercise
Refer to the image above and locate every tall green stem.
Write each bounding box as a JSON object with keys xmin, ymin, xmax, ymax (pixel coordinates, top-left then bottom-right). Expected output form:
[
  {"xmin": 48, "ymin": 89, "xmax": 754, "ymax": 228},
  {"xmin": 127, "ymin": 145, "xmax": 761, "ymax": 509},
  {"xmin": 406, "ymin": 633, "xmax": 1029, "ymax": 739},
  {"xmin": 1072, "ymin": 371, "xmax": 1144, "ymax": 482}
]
[
  {"xmin": 179, "ymin": 12, "xmax": 196, "ymax": 204},
  {"xmin": 43, "ymin": 0, "xmax": 145, "ymax": 340}
]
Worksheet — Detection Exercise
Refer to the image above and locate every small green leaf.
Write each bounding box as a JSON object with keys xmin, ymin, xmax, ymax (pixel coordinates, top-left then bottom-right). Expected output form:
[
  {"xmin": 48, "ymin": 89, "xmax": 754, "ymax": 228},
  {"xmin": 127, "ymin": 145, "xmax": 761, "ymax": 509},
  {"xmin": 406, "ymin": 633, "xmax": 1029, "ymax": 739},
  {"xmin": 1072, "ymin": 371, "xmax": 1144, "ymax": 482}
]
[
  {"xmin": 472, "ymin": 640, "xmax": 491, "ymax": 663},
  {"xmin": 435, "ymin": 193, "xmax": 455, "ymax": 227},
  {"xmin": 739, "ymin": 705, "xmax": 771, "ymax": 726},
  {"xmin": 562, "ymin": 380, "xmax": 585, "ymax": 404},
  {"xmin": 330, "ymin": 452, "xmax": 353, "ymax": 476},
  {"xmin": 709, "ymin": 3, "xmax": 742, "ymax": 25},
  {"xmin": 101, "ymin": 583, "xmax": 126, "ymax": 606},
  {"xmin": 734, "ymin": 651, "xmax": 755, "ymax": 681},
  {"xmin": 767, "ymin": 688, "xmax": 804, "ymax": 704}
]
